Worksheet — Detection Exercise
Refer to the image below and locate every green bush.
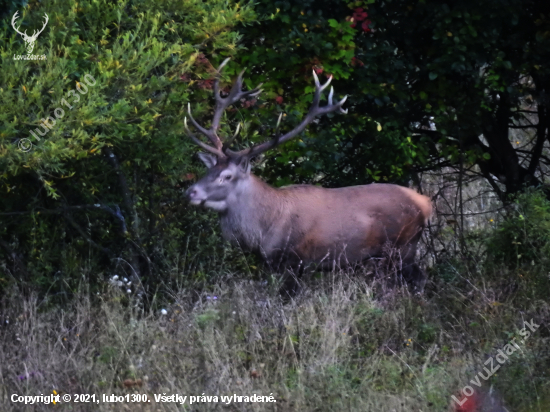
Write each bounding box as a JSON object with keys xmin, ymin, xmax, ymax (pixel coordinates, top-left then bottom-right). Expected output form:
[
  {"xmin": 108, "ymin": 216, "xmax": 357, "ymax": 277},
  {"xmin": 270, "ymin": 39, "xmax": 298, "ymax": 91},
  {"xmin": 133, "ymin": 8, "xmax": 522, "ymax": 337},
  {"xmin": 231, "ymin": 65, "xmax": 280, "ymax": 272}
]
[
  {"xmin": 487, "ymin": 189, "xmax": 550, "ymax": 269},
  {"xmin": 0, "ymin": 0, "xmax": 257, "ymax": 297}
]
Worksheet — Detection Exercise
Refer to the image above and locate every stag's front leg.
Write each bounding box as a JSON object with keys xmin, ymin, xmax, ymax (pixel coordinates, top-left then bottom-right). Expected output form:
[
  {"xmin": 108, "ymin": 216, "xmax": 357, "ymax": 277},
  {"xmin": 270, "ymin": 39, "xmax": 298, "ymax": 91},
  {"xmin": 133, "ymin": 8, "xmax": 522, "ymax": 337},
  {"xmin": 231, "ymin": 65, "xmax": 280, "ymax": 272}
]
[
  {"xmin": 264, "ymin": 248, "xmax": 305, "ymax": 300},
  {"xmin": 278, "ymin": 266, "xmax": 304, "ymax": 300}
]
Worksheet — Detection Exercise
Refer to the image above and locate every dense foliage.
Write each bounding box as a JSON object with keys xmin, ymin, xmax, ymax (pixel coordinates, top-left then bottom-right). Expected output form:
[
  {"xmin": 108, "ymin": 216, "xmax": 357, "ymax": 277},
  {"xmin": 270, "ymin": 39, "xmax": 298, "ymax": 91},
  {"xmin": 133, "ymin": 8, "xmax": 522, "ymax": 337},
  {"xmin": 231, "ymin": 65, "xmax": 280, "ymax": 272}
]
[
  {"xmin": 1, "ymin": 2, "xmax": 550, "ymax": 409},
  {"xmin": 487, "ymin": 189, "xmax": 550, "ymax": 270},
  {"xmin": 0, "ymin": 0, "xmax": 256, "ymax": 295},
  {"xmin": 236, "ymin": 0, "xmax": 550, "ymax": 195}
]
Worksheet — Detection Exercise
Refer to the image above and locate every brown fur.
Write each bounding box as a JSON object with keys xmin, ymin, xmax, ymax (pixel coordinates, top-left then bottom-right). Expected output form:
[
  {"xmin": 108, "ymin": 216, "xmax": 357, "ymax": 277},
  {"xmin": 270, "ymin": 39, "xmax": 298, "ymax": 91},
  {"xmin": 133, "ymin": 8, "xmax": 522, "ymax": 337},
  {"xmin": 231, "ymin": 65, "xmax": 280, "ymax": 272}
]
[{"xmin": 235, "ymin": 177, "xmax": 431, "ymax": 269}]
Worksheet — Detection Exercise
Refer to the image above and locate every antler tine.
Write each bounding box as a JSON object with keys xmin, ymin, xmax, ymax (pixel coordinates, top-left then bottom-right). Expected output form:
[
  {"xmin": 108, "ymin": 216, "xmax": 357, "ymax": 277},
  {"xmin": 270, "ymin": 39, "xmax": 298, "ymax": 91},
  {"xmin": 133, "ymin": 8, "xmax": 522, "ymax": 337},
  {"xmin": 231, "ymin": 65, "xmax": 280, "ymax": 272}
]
[
  {"xmin": 211, "ymin": 66, "xmax": 263, "ymax": 132},
  {"xmin": 184, "ymin": 117, "xmax": 225, "ymax": 157},
  {"xmin": 327, "ymin": 86, "xmax": 348, "ymax": 113},
  {"xmin": 186, "ymin": 103, "xmax": 222, "ymax": 149},
  {"xmin": 211, "ymin": 69, "xmax": 243, "ymax": 132},
  {"xmin": 275, "ymin": 112, "xmax": 283, "ymax": 136},
  {"xmin": 232, "ymin": 112, "xmax": 283, "ymax": 160},
  {"xmin": 241, "ymin": 71, "xmax": 347, "ymax": 159},
  {"xmin": 339, "ymin": 96, "xmax": 349, "ymax": 114},
  {"xmin": 221, "ymin": 123, "xmax": 242, "ymax": 154},
  {"xmin": 313, "ymin": 71, "xmax": 332, "ymax": 92},
  {"xmin": 213, "ymin": 57, "xmax": 230, "ymax": 105},
  {"xmin": 185, "ymin": 58, "xmax": 263, "ymax": 158},
  {"xmin": 258, "ymin": 112, "xmax": 283, "ymax": 156},
  {"xmin": 309, "ymin": 71, "xmax": 333, "ymax": 116}
]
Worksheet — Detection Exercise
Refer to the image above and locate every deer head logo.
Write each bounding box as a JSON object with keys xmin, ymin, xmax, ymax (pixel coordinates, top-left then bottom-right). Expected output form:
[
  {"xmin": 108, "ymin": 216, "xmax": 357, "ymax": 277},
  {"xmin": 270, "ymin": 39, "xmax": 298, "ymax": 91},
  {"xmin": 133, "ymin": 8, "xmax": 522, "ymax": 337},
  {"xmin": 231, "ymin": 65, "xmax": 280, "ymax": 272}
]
[{"xmin": 11, "ymin": 11, "xmax": 49, "ymax": 55}]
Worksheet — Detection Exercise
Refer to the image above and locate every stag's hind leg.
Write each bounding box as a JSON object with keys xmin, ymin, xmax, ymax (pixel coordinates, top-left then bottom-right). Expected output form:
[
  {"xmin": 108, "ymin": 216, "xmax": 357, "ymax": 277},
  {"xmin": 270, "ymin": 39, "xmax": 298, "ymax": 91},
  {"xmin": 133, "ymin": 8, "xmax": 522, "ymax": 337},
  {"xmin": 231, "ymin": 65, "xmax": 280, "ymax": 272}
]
[
  {"xmin": 377, "ymin": 241, "xmax": 426, "ymax": 293},
  {"xmin": 399, "ymin": 241, "xmax": 426, "ymax": 293},
  {"xmin": 401, "ymin": 262, "xmax": 426, "ymax": 293}
]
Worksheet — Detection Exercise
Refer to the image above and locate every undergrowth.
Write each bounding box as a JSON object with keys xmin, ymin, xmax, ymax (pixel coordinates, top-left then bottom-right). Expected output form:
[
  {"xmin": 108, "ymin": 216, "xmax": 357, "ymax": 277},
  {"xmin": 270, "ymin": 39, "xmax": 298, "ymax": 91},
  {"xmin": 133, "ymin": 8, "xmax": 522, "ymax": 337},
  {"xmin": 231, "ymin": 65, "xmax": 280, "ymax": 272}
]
[{"xmin": 0, "ymin": 264, "xmax": 549, "ymax": 411}]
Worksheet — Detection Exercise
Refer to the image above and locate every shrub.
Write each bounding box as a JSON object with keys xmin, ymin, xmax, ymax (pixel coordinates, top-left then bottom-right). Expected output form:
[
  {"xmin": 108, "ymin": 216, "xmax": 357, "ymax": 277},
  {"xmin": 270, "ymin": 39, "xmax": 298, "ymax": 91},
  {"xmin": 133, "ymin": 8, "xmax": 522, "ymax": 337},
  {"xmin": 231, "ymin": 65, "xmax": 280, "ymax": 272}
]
[
  {"xmin": 0, "ymin": 0, "xmax": 257, "ymax": 297},
  {"xmin": 486, "ymin": 189, "xmax": 550, "ymax": 269}
]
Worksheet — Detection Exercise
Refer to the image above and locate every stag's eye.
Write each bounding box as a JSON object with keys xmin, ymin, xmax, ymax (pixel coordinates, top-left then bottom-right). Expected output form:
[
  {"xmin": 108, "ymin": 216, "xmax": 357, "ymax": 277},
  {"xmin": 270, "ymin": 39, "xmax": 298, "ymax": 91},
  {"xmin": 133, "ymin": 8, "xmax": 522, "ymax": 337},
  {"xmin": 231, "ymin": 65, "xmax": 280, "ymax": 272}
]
[{"xmin": 219, "ymin": 174, "xmax": 232, "ymax": 183}]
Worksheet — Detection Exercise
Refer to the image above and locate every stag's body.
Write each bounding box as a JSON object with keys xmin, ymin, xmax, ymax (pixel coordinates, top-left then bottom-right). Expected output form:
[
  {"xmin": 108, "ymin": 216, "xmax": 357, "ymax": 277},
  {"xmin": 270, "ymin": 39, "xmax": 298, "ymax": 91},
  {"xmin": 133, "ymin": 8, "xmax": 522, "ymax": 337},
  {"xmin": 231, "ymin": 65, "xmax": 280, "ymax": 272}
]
[
  {"xmin": 185, "ymin": 59, "xmax": 432, "ymax": 293},
  {"xmin": 222, "ymin": 176, "xmax": 431, "ymax": 269}
]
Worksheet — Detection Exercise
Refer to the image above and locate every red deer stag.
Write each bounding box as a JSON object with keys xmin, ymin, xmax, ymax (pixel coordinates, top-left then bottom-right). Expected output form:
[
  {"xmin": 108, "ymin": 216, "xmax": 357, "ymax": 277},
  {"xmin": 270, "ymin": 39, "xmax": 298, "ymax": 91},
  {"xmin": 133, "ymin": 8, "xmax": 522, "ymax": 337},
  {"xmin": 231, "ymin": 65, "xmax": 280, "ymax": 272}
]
[{"xmin": 185, "ymin": 59, "xmax": 432, "ymax": 295}]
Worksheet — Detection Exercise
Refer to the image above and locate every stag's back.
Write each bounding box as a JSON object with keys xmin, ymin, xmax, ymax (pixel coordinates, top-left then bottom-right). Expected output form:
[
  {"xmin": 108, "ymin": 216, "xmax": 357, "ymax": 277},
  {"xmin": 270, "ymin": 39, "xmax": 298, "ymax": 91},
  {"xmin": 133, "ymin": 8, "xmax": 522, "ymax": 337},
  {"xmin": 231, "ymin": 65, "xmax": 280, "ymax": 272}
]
[{"xmin": 281, "ymin": 182, "xmax": 430, "ymax": 250}]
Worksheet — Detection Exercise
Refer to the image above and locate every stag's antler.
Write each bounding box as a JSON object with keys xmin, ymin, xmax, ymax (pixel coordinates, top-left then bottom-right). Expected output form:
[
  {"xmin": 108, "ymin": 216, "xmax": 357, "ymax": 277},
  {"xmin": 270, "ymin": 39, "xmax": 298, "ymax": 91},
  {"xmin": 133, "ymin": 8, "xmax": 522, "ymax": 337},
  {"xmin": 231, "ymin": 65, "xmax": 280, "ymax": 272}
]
[
  {"xmin": 184, "ymin": 58, "xmax": 263, "ymax": 158},
  {"xmin": 244, "ymin": 72, "xmax": 347, "ymax": 159},
  {"xmin": 184, "ymin": 59, "xmax": 347, "ymax": 160}
]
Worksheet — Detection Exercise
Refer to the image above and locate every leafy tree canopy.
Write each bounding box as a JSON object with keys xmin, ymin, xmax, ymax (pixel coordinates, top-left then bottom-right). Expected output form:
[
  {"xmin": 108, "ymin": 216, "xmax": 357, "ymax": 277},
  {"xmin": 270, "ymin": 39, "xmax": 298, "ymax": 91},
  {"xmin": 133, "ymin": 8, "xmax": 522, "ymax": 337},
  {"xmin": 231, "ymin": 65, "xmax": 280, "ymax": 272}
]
[{"xmin": 236, "ymin": 0, "xmax": 550, "ymax": 198}]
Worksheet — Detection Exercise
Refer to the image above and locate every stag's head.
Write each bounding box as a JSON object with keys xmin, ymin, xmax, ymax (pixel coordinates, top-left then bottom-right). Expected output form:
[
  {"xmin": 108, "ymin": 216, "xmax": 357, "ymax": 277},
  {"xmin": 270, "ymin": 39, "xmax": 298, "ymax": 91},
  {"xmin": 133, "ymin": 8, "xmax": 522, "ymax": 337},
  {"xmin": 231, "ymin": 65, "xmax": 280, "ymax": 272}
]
[
  {"xmin": 186, "ymin": 154, "xmax": 252, "ymax": 212},
  {"xmin": 185, "ymin": 58, "xmax": 347, "ymax": 212},
  {"xmin": 11, "ymin": 11, "xmax": 49, "ymax": 54}
]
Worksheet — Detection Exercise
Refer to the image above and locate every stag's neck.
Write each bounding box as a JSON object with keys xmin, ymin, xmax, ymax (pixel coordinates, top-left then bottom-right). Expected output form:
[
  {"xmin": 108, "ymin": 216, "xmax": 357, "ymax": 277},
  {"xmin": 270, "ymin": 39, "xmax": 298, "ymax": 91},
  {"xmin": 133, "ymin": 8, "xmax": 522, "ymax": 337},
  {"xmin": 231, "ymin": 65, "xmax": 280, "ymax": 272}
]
[{"xmin": 219, "ymin": 174, "xmax": 285, "ymax": 249}]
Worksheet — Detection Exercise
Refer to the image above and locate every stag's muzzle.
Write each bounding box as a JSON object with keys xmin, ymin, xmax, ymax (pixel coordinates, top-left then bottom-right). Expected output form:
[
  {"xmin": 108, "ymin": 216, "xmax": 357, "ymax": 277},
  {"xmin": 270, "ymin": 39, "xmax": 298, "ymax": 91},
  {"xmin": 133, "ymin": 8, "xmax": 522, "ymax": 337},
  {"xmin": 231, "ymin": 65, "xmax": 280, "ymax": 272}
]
[{"xmin": 185, "ymin": 185, "xmax": 204, "ymax": 206}]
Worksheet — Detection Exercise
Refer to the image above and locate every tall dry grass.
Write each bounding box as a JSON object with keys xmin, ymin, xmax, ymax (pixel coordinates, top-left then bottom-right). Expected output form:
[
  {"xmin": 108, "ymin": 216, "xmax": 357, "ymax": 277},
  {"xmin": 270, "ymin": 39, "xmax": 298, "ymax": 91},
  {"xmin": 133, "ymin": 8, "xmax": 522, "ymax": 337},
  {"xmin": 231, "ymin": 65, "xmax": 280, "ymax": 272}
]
[{"xmin": 0, "ymin": 266, "xmax": 548, "ymax": 411}]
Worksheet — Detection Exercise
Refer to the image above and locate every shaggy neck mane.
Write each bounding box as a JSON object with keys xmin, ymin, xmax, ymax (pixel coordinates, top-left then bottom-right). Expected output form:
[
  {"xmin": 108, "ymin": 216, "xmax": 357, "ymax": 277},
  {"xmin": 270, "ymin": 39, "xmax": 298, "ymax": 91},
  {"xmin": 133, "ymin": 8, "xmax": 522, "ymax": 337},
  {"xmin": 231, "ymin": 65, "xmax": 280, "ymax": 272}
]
[{"xmin": 219, "ymin": 174, "xmax": 287, "ymax": 250}]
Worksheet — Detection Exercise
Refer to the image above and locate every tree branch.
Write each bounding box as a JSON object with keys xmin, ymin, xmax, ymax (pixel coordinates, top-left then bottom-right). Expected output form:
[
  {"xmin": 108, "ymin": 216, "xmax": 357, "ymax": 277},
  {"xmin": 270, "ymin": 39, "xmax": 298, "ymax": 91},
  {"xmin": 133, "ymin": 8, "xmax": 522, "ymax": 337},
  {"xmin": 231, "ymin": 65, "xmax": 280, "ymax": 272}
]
[
  {"xmin": 104, "ymin": 147, "xmax": 139, "ymax": 239},
  {"xmin": 64, "ymin": 214, "xmax": 114, "ymax": 257},
  {"xmin": 103, "ymin": 147, "xmax": 145, "ymax": 279},
  {"xmin": 527, "ymin": 103, "xmax": 548, "ymax": 177},
  {"xmin": 0, "ymin": 204, "xmax": 127, "ymax": 235},
  {"xmin": 509, "ymin": 124, "xmax": 537, "ymax": 129}
]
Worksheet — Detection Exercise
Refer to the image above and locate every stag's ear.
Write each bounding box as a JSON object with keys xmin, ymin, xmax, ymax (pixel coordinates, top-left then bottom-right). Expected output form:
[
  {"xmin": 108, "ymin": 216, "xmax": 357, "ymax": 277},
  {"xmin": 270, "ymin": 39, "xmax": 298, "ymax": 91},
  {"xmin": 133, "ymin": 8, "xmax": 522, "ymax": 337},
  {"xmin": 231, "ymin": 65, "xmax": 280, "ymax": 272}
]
[
  {"xmin": 236, "ymin": 156, "xmax": 251, "ymax": 173},
  {"xmin": 198, "ymin": 152, "xmax": 218, "ymax": 169}
]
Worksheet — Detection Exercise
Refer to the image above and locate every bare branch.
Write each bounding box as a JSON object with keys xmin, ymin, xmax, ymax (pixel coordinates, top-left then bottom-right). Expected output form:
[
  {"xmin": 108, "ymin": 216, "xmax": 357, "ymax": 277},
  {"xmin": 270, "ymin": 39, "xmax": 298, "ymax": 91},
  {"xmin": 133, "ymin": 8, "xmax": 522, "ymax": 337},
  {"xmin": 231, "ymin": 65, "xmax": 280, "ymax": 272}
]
[
  {"xmin": 64, "ymin": 213, "xmax": 114, "ymax": 257},
  {"xmin": 0, "ymin": 204, "xmax": 127, "ymax": 234}
]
